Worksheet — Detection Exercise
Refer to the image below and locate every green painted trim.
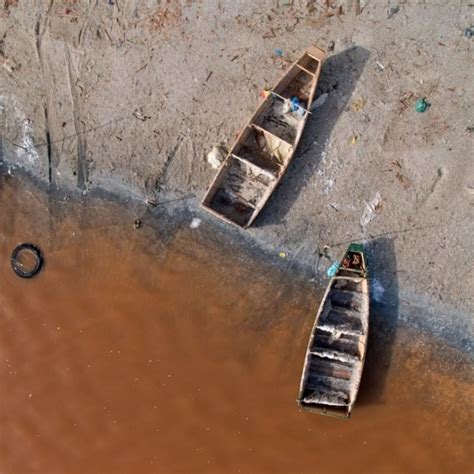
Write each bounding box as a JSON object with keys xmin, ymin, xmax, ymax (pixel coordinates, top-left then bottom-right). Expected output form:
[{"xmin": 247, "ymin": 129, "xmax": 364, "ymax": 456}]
[{"xmin": 348, "ymin": 243, "xmax": 364, "ymax": 253}]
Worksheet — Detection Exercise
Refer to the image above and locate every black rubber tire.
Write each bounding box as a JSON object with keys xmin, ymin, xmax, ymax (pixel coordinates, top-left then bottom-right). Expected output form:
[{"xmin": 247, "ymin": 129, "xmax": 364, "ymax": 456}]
[{"xmin": 11, "ymin": 243, "xmax": 44, "ymax": 279}]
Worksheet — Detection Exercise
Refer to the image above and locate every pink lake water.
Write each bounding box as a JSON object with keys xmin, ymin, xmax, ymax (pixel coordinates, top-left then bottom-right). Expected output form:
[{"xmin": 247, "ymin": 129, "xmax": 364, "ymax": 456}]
[{"xmin": 0, "ymin": 175, "xmax": 472, "ymax": 473}]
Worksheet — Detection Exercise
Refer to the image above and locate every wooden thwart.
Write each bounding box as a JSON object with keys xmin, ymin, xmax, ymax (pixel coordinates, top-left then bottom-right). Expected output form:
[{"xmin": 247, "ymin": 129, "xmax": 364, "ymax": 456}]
[{"xmin": 202, "ymin": 46, "xmax": 325, "ymax": 228}]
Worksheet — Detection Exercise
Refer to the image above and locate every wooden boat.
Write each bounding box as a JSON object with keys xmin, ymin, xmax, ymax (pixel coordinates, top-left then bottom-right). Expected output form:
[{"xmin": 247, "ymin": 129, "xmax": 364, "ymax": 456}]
[
  {"xmin": 202, "ymin": 46, "xmax": 325, "ymax": 228},
  {"xmin": 297, "ymin": 243, "xmax": 369, "ymax": 418}
]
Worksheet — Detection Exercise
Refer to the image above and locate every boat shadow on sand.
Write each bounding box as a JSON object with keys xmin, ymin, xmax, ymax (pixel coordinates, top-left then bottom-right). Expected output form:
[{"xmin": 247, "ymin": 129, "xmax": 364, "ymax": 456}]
[
  {"xmin": 255, "ymin": 45, "xmax": 370, "ymax": 227},
  {"xmin": 357, "ymin": 237, "xmax": 399, "ymax": 406}
]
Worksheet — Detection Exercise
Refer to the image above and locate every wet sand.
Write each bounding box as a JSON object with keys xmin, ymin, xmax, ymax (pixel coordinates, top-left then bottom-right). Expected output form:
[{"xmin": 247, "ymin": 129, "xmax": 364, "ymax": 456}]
[{"xmin": 0, "ymin": 175, "xmax": 472, "ymax": 474}]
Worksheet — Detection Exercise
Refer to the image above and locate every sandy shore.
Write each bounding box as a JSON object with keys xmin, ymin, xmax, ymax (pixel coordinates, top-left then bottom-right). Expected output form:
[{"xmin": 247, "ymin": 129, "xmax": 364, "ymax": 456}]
[{"xmin": 1, "ymin": 2, "xmax": 472, "ymax": 369}]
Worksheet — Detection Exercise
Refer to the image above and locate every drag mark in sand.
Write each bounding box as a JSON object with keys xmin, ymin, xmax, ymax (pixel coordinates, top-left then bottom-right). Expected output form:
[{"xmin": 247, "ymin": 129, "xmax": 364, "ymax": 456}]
[
  {"xmin": 0, "ymin": 95, "xmax": 4, "ymax": 164},
  {"xmin": 65, "ymin": 45, "xmax": 87, "ymax": 191}
]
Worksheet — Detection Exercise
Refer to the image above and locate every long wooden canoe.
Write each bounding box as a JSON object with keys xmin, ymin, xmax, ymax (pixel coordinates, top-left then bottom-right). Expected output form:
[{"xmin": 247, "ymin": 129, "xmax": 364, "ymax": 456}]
[
  {"xmin": 297, "ymin": 243, "xmax": 369, "ymax": 418},
  {"xmin": 202, "ymin": 46, "xmax": 325, "ymax": 228}
]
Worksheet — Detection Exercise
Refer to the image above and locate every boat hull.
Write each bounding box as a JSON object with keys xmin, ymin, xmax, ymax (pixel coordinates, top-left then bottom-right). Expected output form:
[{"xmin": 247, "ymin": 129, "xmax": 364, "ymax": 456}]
[
  {"xmin": 202, "ymin": 46, "xmax": 325, "ymax": 228},
  {"xmin": 297, "ymin": 244, "xmax": 369, "ymax": 418}
]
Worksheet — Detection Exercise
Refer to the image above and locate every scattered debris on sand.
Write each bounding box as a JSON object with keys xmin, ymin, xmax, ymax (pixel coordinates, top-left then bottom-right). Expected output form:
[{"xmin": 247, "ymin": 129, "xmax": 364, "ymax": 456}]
[
  {"xmin": 206, "ymin": 144, "xmax": 226, "ymax": 170},
  {"xmin": 360, "ymin": 192, "xmax": 382, "ymax": 229},
  {"xmin": 190, "ymin": 217, "xmax": 201, "ymax": 229}
]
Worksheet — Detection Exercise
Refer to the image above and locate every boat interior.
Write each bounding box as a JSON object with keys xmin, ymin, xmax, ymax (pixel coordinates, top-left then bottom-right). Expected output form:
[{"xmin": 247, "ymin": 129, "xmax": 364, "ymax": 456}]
[
  {"xmin": 233, "ymin": 126, "xmax": 293, "ymax": 175},
  {"xmin": 299, "ymin": 275, "xmax": 369, "ymax": 417},
  {"xmin": 336, "ymin": 249, "xmax": 367, "ymax": 277},
  {"xmin": 203, "ymin": 49, "xmax": 323, "ymax": 227},
  {"xmin": 203, "ymin": 155, "xmax": 276, "ymax": 227}
]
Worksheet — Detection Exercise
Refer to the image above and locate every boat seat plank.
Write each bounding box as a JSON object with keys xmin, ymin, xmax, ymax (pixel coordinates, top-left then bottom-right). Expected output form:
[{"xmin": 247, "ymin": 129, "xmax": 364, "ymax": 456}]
[
  {"xmin": 306, "ymin": 46, "xmax": 325, "ymax": 62},
  {"xmin": 296, "ymin": 63, "xmax": 315, "ymax": 76},
  {"xmin": 336, "ymin": 268, "xmax": 366, "ymax": 277},
  {"xmin": 233, "ymin": 126, "xmax": 291, "ymax": 176},
  {"xmin": 250, "ymin": 123, "xmax": 293, "ymax": 148},
  {"xmin": 254, "ymin": 95, "xmax": 306, "ymax": 145},
  {"xmin": 310, "ymin": 349, "xmax": 359, "ymax": 364},
  {"xmin": 312, "ymin": 328, "xmax": 361, "ymax": 354},
  {"xmin": 319, "ymin": 307, "xmax": 364, "ymax": 335},
  {"xmin": 317, "ymin": 323, "xmax": 364, "ymax": 337},
  {"xmin": 303, "ymin": 389, "xmax": 349, "ymax": 406},
  {"xmin": 232, "ymin": 154, "xmax": 278, "ymax": 180}
]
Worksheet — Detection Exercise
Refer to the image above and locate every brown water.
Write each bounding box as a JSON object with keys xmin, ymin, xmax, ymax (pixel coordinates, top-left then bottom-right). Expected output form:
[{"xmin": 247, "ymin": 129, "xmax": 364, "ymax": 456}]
[{"xmin": 0, "ymin": 175, "xmax": 472, "ymax": 474}]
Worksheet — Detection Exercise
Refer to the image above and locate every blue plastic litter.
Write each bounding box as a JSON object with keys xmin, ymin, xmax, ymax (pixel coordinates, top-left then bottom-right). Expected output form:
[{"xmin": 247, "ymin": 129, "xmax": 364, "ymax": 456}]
[
  {"xmin": 326, "ymin": 261, "xmax": 339, "ymax": 278},
  {"xmin": 275, "ymin": 48, "xmax": 284, "ymax": 57},
  {"xmin": 290, "ymin": 96, "xmax": 300, "ymax": 111},
  {"xmin": 290, "ymin": 96, "xmax": 305, "ymax": 116},
  {"xmin": 464, "ymin": 26, "xmax": 474, "ymax": 38}
]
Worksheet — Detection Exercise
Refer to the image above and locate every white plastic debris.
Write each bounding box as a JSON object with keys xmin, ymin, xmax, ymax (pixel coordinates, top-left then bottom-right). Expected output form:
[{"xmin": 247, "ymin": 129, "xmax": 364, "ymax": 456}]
[
  {"xmin": 190, "ymin": 218, "xmax": 201, "ymax": 229},
  {"xmin": 206, "ymin": 144, "xmax": 226, "ymax": 169},
  {"xmin": 360, "ymin": 192, "xmax": 382, "ymax": 228}
]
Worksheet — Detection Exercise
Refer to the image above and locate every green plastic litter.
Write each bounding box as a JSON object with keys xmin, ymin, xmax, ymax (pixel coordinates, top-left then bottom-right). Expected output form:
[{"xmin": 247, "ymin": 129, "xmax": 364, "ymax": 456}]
[{"xmin": 415, "ymin": 98, "xmax": 430, "ymax": 113}]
